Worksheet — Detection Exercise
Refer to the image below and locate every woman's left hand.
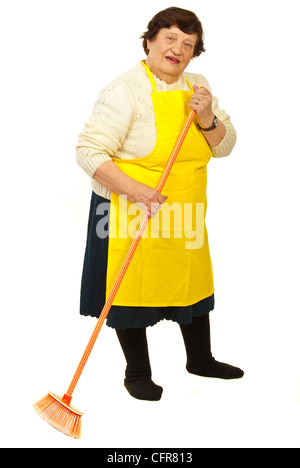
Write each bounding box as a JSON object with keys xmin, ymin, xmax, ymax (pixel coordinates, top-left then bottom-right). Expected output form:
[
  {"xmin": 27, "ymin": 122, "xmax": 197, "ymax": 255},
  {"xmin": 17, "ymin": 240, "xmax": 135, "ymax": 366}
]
[{"xmin": 188, "ymin": 85, "xmax": 214, "ymax": 129}]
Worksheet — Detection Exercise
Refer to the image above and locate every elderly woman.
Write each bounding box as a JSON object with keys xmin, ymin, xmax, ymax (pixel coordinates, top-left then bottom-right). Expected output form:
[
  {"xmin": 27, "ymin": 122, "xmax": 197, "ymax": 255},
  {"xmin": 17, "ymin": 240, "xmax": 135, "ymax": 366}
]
[{"xmin": 76, "ymin": 7, "xmax": 244, "ymax": 402}]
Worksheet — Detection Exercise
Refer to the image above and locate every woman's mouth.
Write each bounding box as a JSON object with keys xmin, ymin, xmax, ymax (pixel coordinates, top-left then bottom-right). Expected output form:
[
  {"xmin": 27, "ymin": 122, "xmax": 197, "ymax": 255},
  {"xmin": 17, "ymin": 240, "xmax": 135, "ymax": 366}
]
[{"xmin": 165, "ymin": 56, "xmax": 180, "ymax": 64}]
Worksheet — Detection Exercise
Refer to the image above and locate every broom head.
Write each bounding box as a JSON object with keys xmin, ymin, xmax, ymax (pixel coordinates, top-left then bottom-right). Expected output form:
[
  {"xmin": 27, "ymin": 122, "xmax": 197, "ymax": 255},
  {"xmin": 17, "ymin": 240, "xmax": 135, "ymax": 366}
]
[{"xmin": 33, "ymin": 392, "xmax": 83, "ymax": 439}]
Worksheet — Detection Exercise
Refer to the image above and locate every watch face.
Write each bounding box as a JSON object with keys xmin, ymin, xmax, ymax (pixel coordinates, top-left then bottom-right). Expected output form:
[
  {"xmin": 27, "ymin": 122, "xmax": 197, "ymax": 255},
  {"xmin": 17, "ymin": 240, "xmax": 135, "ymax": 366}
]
[{"xmin": 214, "ymin": 117, "xmax": 219, "ymax": 127}]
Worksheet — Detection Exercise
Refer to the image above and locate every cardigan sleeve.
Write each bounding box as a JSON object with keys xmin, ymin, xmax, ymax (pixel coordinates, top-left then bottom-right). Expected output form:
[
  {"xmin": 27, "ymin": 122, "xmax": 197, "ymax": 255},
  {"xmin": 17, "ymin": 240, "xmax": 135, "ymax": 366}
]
[
  {"xmin": 211, "ymin": 94, "xmax": 237, "ymax": 158},
  {"xmin": 76, "ymin": 80, "xmax": 134, "ymax": 178}
]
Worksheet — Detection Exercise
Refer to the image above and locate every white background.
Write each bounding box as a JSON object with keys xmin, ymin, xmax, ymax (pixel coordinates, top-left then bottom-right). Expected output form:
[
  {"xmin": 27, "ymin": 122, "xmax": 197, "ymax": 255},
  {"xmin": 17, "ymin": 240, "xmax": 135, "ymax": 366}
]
[{"xmin": 1, "ymin": 0, "xmax": 299, "ymax": 448}]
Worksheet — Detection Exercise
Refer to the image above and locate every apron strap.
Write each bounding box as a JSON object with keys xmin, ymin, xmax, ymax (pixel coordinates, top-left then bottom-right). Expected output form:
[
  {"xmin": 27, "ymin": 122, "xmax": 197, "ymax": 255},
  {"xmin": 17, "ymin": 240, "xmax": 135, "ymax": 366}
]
[
  {"xmin": 142, "ymin": 61, "xmax": 157, "ymax": 91},
  {"xmin": 186, "ymin": 79, "xmax": 194, "ymax": 93},
  {"xmin": 142, "ymin": 60, "xmax": 194, "ymax": 93}
]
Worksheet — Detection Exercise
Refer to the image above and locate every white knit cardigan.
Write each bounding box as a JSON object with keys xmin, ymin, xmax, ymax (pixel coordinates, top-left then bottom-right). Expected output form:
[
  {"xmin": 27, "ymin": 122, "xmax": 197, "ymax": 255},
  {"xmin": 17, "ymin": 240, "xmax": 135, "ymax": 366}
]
[{"xmin": 76, "ymin": 61, "xmax": 237, "ymax": 199}]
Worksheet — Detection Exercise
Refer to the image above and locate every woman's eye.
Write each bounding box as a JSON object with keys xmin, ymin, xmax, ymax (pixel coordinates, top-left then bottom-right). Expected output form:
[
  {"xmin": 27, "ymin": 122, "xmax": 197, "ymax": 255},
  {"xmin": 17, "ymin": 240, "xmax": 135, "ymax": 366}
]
[{"xmin": 185, "ymin": 43, "xmax": 193, "ymax": 48}]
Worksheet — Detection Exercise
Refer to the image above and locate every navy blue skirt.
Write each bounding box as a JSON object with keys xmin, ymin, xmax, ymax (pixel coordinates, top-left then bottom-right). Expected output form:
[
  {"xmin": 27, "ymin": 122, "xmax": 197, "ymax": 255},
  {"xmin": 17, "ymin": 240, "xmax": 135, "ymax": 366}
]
[{"xmin": 79, "ymin": 192, "xmax": 215, "ymax": 329}]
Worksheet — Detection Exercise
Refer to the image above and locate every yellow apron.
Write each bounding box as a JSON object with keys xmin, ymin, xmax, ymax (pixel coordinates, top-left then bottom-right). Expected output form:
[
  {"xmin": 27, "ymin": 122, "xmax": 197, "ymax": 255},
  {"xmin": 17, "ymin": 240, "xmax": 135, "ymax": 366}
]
[{"xmin": 106, "ymin": 62, "xmax": 214, "ymax": 307}]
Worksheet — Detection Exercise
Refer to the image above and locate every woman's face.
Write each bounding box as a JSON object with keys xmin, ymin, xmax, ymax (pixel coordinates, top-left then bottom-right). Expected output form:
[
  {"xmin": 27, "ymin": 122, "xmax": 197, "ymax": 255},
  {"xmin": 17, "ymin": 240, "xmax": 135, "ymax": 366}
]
[{"xmin": 145, "ymin": 26, "xmax": 198, "ymax": 84}]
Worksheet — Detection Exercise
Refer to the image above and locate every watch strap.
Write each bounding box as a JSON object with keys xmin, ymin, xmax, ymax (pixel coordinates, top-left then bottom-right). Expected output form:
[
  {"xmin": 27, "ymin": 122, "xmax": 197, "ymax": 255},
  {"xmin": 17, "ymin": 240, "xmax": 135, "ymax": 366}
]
[{"xmin": 198, "ymin": 115, "xmax": 218, "ymax": 132}]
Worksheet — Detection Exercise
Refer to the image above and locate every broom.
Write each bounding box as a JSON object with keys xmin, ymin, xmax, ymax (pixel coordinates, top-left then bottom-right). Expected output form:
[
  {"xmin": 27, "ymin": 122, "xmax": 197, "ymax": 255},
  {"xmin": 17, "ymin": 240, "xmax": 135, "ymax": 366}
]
[{"xmin": 33, "ymin": 109, "xmax": 197, "ymax": 439}]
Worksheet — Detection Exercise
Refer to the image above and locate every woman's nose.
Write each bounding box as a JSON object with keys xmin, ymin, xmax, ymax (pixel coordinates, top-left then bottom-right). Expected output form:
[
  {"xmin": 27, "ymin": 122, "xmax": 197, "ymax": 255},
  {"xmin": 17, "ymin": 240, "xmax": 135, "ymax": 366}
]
[{"xmin": 171, "ymin": 42, "xmax": 183, "ymax": 55}]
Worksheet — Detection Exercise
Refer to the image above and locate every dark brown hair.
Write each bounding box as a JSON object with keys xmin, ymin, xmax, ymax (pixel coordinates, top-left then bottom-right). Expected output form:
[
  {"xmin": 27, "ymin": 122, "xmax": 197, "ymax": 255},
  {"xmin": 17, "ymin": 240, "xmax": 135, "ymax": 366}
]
[{"xmin": 141, "ymin": 7, "xmax": 205, "ymax": 57}]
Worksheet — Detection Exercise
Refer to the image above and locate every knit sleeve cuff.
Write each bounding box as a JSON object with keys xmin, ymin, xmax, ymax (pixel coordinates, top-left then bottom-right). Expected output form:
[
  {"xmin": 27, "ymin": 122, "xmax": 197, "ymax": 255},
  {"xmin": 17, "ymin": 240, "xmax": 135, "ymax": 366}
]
[
  {"xmin": 76, "ymin": 147, "xmax": 111, "ymax": 178},
  {"xmin": 212, "ymin": 121, "xmax": 237, "ymax": 158}
]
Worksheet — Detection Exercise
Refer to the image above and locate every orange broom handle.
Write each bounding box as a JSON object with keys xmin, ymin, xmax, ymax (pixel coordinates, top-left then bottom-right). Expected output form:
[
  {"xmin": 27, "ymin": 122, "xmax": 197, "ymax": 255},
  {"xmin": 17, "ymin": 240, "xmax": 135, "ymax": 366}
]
[{"xmin": 63, "ymin": 109, "xmax": 196, "ymax": 404}]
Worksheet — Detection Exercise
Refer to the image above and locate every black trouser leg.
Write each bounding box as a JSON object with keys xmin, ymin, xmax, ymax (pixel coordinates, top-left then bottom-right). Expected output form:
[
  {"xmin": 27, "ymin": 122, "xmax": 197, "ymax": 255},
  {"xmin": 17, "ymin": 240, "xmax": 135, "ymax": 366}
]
[
  {"xmin": 180, "ymin": 314, "xmax": 244, "ymax": 380},
  {"xmin": 116, "ymin": 327, "xmax": 163, "ymax": 401}
]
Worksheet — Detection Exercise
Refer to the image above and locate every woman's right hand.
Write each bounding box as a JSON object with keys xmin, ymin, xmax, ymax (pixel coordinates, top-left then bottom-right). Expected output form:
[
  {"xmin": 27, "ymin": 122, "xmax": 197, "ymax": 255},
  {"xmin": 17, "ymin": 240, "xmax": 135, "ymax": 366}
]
[
  {"xmin": 93, "ymin": 161, "xmax": 167, "ymax": 218},
  {"xmin": 132, "ymin": 182, "xmax": 168, "ymax": 218}
]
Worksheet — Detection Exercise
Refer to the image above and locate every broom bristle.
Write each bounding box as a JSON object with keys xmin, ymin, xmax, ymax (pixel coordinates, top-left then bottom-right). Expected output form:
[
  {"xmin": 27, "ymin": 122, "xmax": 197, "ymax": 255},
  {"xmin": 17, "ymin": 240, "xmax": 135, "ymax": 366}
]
[{"xmin": 33, "ymin": 392, "xmax": 83, "ymax": 439}]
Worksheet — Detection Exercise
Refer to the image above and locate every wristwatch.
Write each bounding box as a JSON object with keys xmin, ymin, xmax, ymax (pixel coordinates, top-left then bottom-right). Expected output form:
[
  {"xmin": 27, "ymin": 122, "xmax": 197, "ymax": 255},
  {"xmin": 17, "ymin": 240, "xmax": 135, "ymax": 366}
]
[{"xmin": 198, "ymin": 115, "xmax": 219, "ymax": 132}]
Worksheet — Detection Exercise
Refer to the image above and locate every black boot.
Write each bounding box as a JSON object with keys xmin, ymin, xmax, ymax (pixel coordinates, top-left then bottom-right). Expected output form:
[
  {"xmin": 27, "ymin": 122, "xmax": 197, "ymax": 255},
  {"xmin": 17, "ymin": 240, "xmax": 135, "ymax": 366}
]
[
  {"xmin": 116, "ymin": 327, "xmax": 163, "ymax": 401},
  {"xmin": 180, "ymin": 314, "xmax": 244, "ymax": 380}
]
